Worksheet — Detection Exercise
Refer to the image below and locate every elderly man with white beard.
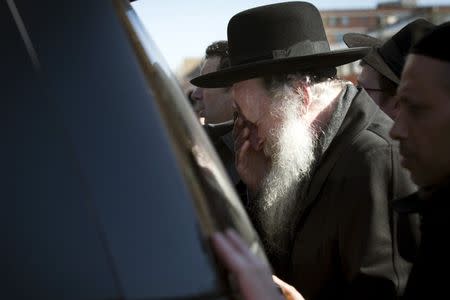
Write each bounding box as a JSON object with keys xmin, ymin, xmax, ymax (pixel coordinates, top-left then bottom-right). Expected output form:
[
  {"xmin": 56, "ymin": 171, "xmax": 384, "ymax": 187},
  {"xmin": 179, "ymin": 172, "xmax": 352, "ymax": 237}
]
[{"xmin": 191, "ymin": 2, "xmax": 418, "ymax": 300}]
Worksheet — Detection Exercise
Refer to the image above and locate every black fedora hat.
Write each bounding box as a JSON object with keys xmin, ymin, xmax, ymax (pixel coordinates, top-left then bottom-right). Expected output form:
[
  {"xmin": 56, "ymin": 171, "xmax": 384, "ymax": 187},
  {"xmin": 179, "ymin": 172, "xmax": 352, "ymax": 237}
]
[
  {"xmin": 191, "ymin": 2, "xmax": 370, "ymax": 88},
  {"xmin": 343, "ymin": 18, "xmax": 435, "ymax": 84}
]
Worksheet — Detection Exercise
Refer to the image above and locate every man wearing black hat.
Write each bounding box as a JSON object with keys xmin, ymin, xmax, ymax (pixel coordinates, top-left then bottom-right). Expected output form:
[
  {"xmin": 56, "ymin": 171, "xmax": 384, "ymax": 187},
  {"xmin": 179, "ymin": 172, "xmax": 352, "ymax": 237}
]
[
  {"xmin": 192, "ymin": 2, "xmax": 417, "ymax": 300},
  {"xmin": 210, "ymin": 20, "xmax": 450, "ymax": 300},
  {"xmin": 343, "ymin": 18, "xmax": 435, "ymax": 119}
]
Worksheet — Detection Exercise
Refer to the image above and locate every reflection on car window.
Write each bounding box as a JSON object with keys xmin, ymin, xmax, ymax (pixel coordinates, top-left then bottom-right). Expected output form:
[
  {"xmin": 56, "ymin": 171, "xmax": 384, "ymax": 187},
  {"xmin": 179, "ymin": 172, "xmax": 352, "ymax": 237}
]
[{"xmin": 116, "ymin": 0, "xmax": 265, "ymax": 261}]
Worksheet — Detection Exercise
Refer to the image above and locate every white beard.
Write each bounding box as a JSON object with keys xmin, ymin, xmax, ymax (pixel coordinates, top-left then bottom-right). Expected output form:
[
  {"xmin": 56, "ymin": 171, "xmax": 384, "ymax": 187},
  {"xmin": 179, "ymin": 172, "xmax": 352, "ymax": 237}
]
[{"xmin": 255, "ymin": 93, "xmax": 318, "ymax": 258}]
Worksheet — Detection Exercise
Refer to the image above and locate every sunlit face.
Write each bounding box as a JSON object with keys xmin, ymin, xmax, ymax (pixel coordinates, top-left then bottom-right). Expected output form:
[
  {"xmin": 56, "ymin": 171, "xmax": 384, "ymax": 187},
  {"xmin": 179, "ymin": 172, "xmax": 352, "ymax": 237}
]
[
  {"xmin": 191, "ymin": 57, "xmax": 234, "ymax": 124},
  {"xmin": 236, "ymin": 78, "xmax": 319, "ymax": 256},
  {"xmin": 231, "ymin": 78, "xmax": 276, "ymax": 151},
  {"xmin": 358, "ymin": 64, "xmax": 397, "ymax": 119},
  {"xmin": 390, "ymin": 54, "xmax": 450, "ymax": 187}
]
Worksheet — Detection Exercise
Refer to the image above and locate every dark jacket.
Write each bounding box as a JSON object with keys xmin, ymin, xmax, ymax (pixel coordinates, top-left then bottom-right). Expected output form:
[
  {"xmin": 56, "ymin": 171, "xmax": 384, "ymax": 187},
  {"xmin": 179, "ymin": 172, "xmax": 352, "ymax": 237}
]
[
  {"xmin": 204, "ymin": 121, "xmax": 247, "ymax": 201},
  {"xmin": 285, "ymin": 86, "xmax": 418, "ymax": 300},
  {"xmin": 394, "ymin": 181, "xmax": 450, "ymax": 300},
  {"xmin": 204, "ymin": 121, "xmax": 239, "ymax": 184}
]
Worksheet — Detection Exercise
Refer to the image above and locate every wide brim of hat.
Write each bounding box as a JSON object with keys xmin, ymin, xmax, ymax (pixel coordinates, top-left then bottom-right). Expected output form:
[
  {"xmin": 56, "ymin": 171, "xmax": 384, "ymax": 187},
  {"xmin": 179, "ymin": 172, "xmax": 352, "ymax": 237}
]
[
  {"xmin": 343, "ymin": 32, "xmax": 382, "ymax": 48},
  {"xmin": 343, "ymin": 33, "xmax": 400, "ymax": 84},
  {"xmin": 191, "ymin": 47, "xmax": 370, "ymax": 88}
]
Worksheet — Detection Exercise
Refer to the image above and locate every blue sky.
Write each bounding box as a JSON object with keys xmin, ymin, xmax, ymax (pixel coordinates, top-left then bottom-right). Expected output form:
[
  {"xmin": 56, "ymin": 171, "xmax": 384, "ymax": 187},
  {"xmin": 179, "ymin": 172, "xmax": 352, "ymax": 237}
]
[{"xmin": 132, "ymin": 0, "xmax": 450, "ymax": 71}]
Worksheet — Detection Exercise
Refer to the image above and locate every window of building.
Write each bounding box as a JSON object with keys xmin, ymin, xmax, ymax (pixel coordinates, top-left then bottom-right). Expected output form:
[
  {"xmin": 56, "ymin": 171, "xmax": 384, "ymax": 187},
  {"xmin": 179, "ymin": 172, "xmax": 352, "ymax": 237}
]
[
  {"xmin": 341, "ymin": 16, "xmax": 349, "ymax": 25},
  {"xmin": 328, "ymin": 16, "xmax": 337, "ymax": 26}
]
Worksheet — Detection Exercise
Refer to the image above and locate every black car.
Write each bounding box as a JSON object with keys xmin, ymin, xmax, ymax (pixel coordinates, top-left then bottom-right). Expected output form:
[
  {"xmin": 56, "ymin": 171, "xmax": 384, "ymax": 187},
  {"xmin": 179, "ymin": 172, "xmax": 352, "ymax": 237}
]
[{"xmin": 2, "ymin": 0, "xmax": 268, "ymax": 299}]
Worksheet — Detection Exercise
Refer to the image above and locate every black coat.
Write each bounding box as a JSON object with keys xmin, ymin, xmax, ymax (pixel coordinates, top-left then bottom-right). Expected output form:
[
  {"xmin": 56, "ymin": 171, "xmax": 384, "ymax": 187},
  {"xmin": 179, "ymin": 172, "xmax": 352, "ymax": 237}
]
[
  {"xmin": 284, "ymin": 86, "xmax": 418, "ymax": 300},
  {"xmin": 394, "ymin": 181, "xmax": 450, "ymax": 300}
]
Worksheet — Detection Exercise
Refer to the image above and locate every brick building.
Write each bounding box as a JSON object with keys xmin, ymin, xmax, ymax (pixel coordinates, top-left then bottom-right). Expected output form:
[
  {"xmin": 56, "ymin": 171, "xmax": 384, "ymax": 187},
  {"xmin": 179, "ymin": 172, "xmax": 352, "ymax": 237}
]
[
  {"xmin": 177, "ymin": 0, "xmax": 450, "ymax": 88},
  {"xmin": 322, "ymin": 0, "xmax": 450, "ymax": 81}
]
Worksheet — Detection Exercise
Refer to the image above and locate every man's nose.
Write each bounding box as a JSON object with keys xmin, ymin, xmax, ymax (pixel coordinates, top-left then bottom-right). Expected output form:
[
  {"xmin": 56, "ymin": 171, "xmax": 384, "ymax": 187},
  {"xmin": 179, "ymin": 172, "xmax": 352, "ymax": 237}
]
[{"xmin": 389, "ymin": 111, "xmax": 407, "ymax": 141}]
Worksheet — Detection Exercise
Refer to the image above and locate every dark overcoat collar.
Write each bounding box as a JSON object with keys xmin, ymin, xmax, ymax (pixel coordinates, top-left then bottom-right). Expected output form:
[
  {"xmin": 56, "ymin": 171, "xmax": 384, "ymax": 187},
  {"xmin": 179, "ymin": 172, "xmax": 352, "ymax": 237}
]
[{"xmin": 295, "ymin": 85, "xmax": 382, "ymax": 227}]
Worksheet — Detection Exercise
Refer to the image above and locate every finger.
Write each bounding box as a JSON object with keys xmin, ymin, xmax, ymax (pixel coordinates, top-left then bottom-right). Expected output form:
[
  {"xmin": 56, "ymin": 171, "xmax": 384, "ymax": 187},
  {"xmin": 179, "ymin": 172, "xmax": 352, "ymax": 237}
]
[
  {"xmin": 232, "ymin": 115, "xmax": 244, "ymax": 140},
  {"xmin": 211, "ymin": 232, "xmax": 246, "ymax": 273},
  {"xmin": 225, "ymin": 229, "xmax": 252, "ymax": 254},
  {"xmin": 225, "ymin": 229, "xmax": 268, "ymax": 268},
  {"xmin": 234, "ymin": 127, "xmax": 249, "ymax": 153},
  {"xmin": 225, "ymin": 230, "xmax": 257, "ymax": 256},
  {"xmin": 272, "ymin": 276, "xmax": 304, "ymax": 300},
  {"xmin": 272, "ymin": 276, "xmax": 291, "ymax": 289},
  {"xmin": 236, "ymin": 139, "xmax": 251, "ymax": 168}
]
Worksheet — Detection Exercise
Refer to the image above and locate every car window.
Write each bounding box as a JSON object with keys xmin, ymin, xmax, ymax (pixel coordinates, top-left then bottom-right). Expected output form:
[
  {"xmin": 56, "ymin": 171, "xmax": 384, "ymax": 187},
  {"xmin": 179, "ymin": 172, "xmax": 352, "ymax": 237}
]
[
  {"xmin": 124, "ymin": 0, "xmax": 255, "ymax": 238},
  {"xmin": 121, "ymin": 0, "xmax": 267, "ymax": 260}
]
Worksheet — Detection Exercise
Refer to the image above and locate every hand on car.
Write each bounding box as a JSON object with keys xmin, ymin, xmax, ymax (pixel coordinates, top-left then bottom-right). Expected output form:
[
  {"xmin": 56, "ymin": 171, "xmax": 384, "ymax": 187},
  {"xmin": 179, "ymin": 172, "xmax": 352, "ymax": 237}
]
[{"xmin": 211, "ymin": 229, "xmax": 305, "ymax": 300}]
